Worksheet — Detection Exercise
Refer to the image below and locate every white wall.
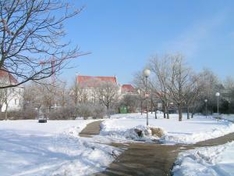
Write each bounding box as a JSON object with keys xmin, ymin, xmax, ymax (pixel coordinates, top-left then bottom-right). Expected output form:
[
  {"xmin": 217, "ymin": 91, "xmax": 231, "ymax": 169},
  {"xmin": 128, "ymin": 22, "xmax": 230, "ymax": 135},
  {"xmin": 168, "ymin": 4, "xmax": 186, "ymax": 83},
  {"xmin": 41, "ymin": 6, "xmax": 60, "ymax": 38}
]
[{"xmin": 1, "ymin": 86, "xmax": 24, "ymax": 112}]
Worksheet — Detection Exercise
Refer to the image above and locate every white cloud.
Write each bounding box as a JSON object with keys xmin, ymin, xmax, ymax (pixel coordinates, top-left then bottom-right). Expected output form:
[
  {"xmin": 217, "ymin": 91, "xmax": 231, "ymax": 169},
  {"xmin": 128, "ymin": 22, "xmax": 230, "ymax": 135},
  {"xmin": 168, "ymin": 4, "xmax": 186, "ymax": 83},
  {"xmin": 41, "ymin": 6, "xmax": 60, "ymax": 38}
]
[{"xmin": 162, "ymin": 12, "xmax": 227, "ymax": 58}]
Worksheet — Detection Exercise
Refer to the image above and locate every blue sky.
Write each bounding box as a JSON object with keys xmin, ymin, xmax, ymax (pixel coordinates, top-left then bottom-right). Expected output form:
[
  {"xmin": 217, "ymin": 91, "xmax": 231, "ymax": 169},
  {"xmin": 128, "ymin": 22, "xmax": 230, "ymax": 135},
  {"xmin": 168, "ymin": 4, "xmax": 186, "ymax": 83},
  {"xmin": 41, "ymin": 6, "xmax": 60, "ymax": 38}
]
[{"xmin": 60, "ymin": 0, "xmax": 234, "ymax": 85}]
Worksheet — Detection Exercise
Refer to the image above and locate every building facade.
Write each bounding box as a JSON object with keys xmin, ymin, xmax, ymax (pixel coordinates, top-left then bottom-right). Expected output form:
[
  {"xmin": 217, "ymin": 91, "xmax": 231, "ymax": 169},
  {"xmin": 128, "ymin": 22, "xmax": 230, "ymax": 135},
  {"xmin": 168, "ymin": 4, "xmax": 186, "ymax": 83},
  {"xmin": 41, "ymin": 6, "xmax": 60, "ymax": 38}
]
[
  {"xmin": 76, "ymin": 75, "xmax": 136, "ymax": 103},
  {"xmin": 0, "ymin": 70, "xmax": 24, "ymax": 112}
]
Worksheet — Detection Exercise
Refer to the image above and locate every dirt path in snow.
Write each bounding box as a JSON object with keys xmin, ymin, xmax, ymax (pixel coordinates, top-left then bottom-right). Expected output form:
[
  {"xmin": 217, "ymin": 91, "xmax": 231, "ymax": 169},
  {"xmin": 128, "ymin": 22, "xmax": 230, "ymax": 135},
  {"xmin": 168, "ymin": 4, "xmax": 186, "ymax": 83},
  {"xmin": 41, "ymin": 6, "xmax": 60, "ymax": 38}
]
[
  {"xmin": 79, "ymin": 120, "xmax": 102, "ymax": 137},
  {"xmin": 80, "ymin": 120, "xmax": 234, "ymax": 176}
]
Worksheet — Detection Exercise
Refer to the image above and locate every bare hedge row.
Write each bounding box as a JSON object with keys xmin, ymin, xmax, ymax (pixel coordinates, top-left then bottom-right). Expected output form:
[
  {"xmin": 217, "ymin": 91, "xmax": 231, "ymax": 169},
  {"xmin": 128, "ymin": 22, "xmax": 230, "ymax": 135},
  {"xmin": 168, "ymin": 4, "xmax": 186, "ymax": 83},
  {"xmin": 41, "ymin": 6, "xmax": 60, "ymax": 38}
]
[{"xmin": 0, "ymin": 103, "xmax": 108, "ymax": 120}]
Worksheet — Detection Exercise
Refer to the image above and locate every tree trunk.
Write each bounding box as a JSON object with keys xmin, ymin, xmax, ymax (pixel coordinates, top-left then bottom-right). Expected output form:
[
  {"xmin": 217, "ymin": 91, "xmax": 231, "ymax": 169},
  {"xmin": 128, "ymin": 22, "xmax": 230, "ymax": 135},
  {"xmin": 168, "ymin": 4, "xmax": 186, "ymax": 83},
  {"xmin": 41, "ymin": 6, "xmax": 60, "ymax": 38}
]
[
  {"xmin": 140, "ymin": 100, "xmax": 143, "ymax": 115},
  {"xmin": 163, "ymin": 104, "xmax": 166, "ymax": 119},
  {"xmin": 187, "ymin": 106, "xmax": 190, "ymax": 119},
  {"xmin": 4, "ymin": 103, "xmax": 8, "ymax": 120},
  {"xmin": 191, "ymin": 106, "xmax": 195, "ymax": 118},
  {"xmin": 165, "ymin": 104, "xmax": 170, "ymax": 119},
  {"xmin": 107, "ymin": 103, "xmax": 111, "ymax": 118},
  {"xmin": 151, "ymin": 98, "xmax": 153, "ymax": 114},
  {"xmin": 166, "ymin": 111, "xmax": 170, "ymax": 119},
  {"xmin": 178, "ymin": 104, "xmax": 183, "ymax": 121}
]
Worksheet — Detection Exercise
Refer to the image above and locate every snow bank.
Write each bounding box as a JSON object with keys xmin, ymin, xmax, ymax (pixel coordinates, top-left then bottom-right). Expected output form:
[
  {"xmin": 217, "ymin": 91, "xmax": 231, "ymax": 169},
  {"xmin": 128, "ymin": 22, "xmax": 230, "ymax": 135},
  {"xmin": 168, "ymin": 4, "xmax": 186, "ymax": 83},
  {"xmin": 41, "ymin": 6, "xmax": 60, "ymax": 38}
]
[
  {"xmin": 100, "ymin": 114, "xmax": 234, "ymax": 144},
  {"xmin": 172, "ymin": 141, "xmax": 234, "ymax": 176}
]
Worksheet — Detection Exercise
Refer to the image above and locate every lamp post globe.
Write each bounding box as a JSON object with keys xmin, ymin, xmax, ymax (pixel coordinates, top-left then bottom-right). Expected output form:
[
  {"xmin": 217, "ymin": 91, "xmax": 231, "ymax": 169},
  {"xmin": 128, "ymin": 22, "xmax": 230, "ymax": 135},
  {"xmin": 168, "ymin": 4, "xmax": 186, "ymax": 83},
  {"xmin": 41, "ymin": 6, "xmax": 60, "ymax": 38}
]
[
  {"xmin": 215, "ymin": 92, "xmax": 220, "ymax": 97},
  {"xmin": 143, "ymin": 69, "xmax": 151, "ymax": 78}
]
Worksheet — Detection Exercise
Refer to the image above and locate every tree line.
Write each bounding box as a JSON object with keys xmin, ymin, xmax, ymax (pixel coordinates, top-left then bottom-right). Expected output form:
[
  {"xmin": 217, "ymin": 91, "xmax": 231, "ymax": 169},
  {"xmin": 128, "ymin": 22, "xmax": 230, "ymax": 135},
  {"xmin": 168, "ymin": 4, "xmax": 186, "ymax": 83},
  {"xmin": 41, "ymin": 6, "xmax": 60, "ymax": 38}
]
[
  {"xmin": 133, "ymin": 54, "xmax": 234, "ymax": 121},
  {"xmin": 1, "ymin": 54, "xmax": 234, "ymax": 121}
]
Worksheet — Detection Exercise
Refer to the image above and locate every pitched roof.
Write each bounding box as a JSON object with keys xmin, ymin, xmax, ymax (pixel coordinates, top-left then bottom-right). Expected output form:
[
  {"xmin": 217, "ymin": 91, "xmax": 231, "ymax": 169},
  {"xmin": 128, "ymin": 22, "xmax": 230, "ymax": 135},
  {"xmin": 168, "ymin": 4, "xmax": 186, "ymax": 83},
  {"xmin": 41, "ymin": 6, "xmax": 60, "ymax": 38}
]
[
  {"xmin": 77, "ymin": 75, "xmax": 117, "ymax": 87},
  {"xmin": 0, "ymin": 69, "xmax": 18, "ymax": 84},
  {"xmin": 121, "ymin": 84, "xmax": 135, "ymax": 93}
]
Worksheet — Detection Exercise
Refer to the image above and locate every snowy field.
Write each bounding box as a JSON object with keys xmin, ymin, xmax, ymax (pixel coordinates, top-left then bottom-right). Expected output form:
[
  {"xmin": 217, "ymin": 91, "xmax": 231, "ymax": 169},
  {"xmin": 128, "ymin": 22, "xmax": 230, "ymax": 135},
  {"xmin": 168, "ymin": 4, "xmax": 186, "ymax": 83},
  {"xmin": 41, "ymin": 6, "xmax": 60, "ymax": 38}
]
[{"xmin": 1, "ymin": 113, "xmax": 234, "ymax": 176}]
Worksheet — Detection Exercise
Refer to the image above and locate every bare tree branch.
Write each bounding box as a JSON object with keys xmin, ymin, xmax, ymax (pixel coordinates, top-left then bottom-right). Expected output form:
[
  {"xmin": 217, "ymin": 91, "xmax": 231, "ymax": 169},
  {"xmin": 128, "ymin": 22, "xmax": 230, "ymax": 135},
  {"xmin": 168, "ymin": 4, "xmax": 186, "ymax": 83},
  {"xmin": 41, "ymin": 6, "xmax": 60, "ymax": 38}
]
[{"xmin": 0, "ymin": 0, "xmax": 87, "ymax": 89}]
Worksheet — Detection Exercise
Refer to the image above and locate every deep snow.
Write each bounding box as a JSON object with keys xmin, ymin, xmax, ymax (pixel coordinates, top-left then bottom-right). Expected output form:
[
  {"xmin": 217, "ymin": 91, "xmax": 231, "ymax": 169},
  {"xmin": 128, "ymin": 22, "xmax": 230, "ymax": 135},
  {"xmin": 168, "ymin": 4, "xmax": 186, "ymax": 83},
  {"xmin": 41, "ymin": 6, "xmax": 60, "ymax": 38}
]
[{"xmin": 1, "ymin": 113, "xmax": 234, "ymax": 176}]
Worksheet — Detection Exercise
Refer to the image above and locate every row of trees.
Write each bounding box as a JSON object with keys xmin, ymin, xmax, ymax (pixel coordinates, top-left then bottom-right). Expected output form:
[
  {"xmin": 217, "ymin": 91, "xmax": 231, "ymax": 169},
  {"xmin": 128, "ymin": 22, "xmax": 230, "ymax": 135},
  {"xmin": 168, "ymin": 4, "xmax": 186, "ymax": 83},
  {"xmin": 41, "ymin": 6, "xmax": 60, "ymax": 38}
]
[
  {"xmin": 4, "ymin": 53, "xmax": 234, "ymax": 121},
  {"xmin": 134, "ymin": 54, "xmax": 234, "ymax": 121},
  {"xmin": 20, "ymin": 78, "xmax": 121, "ymax": 120}
]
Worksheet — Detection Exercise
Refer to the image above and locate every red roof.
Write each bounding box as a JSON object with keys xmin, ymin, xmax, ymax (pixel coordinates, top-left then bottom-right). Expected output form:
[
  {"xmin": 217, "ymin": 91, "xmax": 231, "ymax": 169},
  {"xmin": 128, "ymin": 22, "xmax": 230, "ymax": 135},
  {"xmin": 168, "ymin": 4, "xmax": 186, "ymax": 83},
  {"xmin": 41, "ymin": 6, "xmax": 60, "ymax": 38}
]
[
  {"xmin": 0, "ymin": 69, "xmax": 18, "ymax": 84},
  {"xmin": 121, "ymin": 84, "xmax": 135, "ymax": 93},
  {"xmin": 77, "ymin": 75, "xmax": 117, "ymax": 87}
]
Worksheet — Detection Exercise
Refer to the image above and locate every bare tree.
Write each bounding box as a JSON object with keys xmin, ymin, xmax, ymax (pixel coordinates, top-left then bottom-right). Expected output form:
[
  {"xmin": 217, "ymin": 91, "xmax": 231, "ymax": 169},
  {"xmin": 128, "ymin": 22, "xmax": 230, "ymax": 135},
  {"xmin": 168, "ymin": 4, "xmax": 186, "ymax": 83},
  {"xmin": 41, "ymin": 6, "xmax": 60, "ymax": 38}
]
[
  {"xmin": 23, "ymin": 83, "xmax": 40, "ymax": 110},
  {"xmin": 55, "ymin": 81, "xmax": 68, "ymax": 108},
  {"xmin": 223, "ymin": 76, "xmax": 234, "ymax": 101},
  {"xmin": 133, "ymin": 71, "xmax": 146, "ymax": 114},
  {"xmin": 199, "ymin": 68, "xmax": 219, "ymax": 99},
  {"xmin": 95, "ymin": 81, "xmax": 119, "ymax": 118},
  {"xmin": 0, "ymin": 0, "xmax": 86, "ymax": 89},
  {"xmin": 149, "ymin": 55, "xmax": 172, "ymax": 119},
  {"xmin": 166, "ymin": 54, "xmax": 193, "ymax": 121},
  {"xmin": 223, "ymin": 76, "xmax": 234, "ymax": 113},
  {"xmin": 69, "ymin": 76, "xmax": 80, "ymax": 106},
  {"xmin": 183, "ymin": 73, "xmax": 201, "ymax": 119},
  {"xmin": 24, "ymin": 80, "xmax": 57, "ymax": 113},
  {"xmin": 80, "ymin": 78, "xmax": 102, "ymax": 103},
  {"xmin": 196, "ymin": 68, "xmax": 219, "ymax": 113},
  {"xmin": 119, "ymin": 94, "xmax": 139, "ymax": 113}
]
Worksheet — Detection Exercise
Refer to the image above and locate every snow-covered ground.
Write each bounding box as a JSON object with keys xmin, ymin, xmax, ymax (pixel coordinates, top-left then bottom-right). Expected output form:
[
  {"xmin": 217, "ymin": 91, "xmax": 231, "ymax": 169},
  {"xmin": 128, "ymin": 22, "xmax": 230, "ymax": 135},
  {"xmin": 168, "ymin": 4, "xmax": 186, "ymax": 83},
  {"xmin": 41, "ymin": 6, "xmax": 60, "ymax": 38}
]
[
  {"xmin": 1, "ymin": 113, "xmax": 234, "ymax": 176},
  {"xmin": 172, "ymin": 141, "xmax": 234, "ymax": 176},
  {"xmin": 0, "ymin": 120, "xmax": 121, "ymax": 176}
]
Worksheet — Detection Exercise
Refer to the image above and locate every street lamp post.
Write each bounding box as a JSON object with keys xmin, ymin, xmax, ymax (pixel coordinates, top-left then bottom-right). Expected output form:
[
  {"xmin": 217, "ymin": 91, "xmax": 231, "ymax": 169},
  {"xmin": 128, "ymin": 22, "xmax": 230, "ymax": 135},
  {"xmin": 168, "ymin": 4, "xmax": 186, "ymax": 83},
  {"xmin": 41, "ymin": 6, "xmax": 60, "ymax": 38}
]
[
  {"xmin": 204, "ymin": 99, "xmax": 208, "ymax": 118},
  {"xmin": 215, "ymin": 92, "xmax": 220, "ymax": 114},
  {"xmin": 143, "ymin": 68, "xmax": 151, "ymax": 126}
]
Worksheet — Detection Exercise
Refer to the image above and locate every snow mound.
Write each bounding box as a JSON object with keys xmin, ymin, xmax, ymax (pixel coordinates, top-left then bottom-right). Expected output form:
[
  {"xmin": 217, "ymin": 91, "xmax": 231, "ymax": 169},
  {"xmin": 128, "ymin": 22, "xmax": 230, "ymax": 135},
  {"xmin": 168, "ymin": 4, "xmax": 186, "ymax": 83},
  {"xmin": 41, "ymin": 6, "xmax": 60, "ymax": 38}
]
[
  {"xmin": 172, "ymin": 142, "xmax": 234, "ymax": 176},
  {"xmin": 100, "ymin": 121, "xmax": 165, "ymax": 142}
]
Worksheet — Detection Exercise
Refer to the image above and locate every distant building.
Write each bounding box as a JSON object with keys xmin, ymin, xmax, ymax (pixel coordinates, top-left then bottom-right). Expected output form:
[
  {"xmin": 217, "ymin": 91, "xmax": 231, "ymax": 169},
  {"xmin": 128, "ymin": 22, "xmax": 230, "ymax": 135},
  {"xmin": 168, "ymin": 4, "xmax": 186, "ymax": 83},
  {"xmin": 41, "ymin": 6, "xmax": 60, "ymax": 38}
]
[
  {"xmin": 121, "ymin": 84, "xmax": 136, "ymax": 94},
  {"xmin": 77, "ymin": 75, "xmax": 118, "ymax": 87},
  {"xmin": 76, "ymin": 75, "xmax": 119, "ymax": 103},
  {"xmin": 0, "ymin": 69, "xmax": 24, "ymax": 112},
  {"xmin": 76, "ymin": 75, "xmax": 135, "ymax": 102}
]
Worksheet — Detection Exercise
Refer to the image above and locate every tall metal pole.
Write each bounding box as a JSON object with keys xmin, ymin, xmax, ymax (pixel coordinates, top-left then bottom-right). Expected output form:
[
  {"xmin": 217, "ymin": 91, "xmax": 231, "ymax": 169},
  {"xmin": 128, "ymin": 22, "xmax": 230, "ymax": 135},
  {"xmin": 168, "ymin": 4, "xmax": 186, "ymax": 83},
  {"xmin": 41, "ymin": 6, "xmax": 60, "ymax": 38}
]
[
  {"xmin": 204, "ymin": 99, "xmax": 207, "ymax": 118},
  {"xmin": 216, "ymin": 92, "xmax": 220, "ymax": 114},
  {"xmin": 143, "ymin": 68, "xmax": 150, "ymax": 126},
  {"xmin": 146, "ymin": 76, "xmax": 149, "ymax": 126}
]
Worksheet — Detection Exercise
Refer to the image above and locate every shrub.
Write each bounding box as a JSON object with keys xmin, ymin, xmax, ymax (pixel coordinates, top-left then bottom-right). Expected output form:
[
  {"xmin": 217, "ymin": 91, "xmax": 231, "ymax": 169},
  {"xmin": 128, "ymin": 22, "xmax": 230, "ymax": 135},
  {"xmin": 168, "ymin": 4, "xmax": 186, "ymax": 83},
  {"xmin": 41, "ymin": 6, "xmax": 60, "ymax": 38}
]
[
  {"xmin": 76, "ymin": 104, "xmax": 93, "ymax": 119},
  {"xmin": 47, "ymin": 107, "xmax": 76, "ymax": 120},
  {"xmin": 93, "ymin": 105, "xmax": 106, "ymax": 119},
  {"xmin": 0, "ymin": 108, "xmax": 38, "ymax": 120},
  {"xmin": 76, "ymin": 103, "xmax": 106, "ymax": 119}
]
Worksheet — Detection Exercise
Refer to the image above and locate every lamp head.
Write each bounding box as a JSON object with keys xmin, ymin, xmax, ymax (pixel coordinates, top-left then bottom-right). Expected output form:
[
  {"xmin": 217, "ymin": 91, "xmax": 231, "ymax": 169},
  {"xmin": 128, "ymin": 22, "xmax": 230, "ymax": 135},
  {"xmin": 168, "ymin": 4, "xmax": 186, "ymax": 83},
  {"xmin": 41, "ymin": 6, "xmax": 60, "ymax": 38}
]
[{"xmin": 143, "ymin": 69, "xmax": 151, "ymax": 78}]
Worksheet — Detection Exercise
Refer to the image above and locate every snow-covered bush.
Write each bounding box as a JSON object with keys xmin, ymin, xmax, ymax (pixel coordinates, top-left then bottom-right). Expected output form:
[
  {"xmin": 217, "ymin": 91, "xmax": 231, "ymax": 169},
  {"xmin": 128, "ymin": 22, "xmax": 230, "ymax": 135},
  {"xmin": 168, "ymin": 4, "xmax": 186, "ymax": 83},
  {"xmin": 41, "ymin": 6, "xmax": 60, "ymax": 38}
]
[
  {"xmin": 77, "ymin": 103, "xmax": 106, "ymax": 119},
  {"xmin": 47, "ymin": 107, "xmax": 77, "ymax": 120}
]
